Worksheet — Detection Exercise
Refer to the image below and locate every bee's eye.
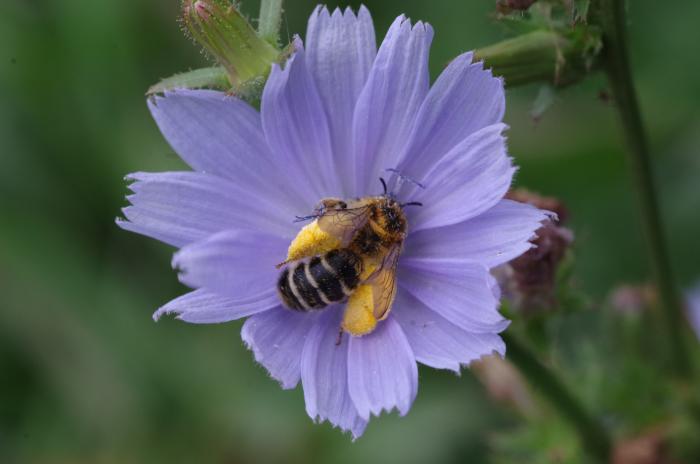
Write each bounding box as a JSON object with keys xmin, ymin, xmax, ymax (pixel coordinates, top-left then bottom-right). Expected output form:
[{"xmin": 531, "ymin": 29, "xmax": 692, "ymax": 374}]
[{"xmin": 338, "ymin": 201, "xmax": 347, "ymax": 209}]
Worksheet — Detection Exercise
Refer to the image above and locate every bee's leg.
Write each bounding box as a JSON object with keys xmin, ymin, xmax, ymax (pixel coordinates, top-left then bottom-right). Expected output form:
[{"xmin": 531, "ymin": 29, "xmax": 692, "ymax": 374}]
[
  {"xmin": 341, "ymin": 285, "xmax": 377, "ymax": 336},
  {"xmin": 285, "ymin": 221, "xmax": 341, "ymax": 264},
  {"xmin": 335, "ymin": 327, "xmax": 344, "ymax": 346}
]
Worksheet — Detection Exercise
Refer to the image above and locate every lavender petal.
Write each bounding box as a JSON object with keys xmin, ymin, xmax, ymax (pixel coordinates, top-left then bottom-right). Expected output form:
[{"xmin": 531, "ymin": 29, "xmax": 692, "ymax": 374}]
[
  {"xmin": 405, "ymin": 123, "xmax": 516, "ymax": 232},
  {"xmin": 242, "ymin": 308, "xmax": 319, "ymax": 389},
  {"xmin": 398, "ymin": 52, "xmax": 505, "ymax": 179},
  {"xmin": 347, "ymin": 317, "xmax": 418, "ymax": 420},
  {"xmin": 687, "ymin": 283, "xmax": 700, "ymax": 339},
  {"xmin": 398, "ymin": 261, "xmax": 510, "ymax": 333},
  {"xmin": 118, "ymin": 171, "xmax": 296, "ymax": 247},
  {"xmin": 261, "ymin": 37, "xmax": 339, "ymax": 203},
  {"xmin": 301, "ymin": 309, "xmax": 368, "ymax": 439},
  {"xmin": 352, "ymin": 15, "xmax": 433, "ymax": 195},
  {"xmin": 154, "ymin": 288, "xmax": 279, "ymax": 324},
  {"xmin": 147, "ymin": 90, "xmax": 303, "ymax": 212},
  {"xmin": 306, "ymin": 6, "xmax": 376, "ymax": 197},
  {"xmin": 403, "ymin": 199, "xmax": 550, "ymax": 269},
  {"xmin": 393, "ymin": 289, "xmax": 505, "ymax": 372},
  {"xmin": 172, "ymin": 229, "xmax": 287, "ymax": 299}
]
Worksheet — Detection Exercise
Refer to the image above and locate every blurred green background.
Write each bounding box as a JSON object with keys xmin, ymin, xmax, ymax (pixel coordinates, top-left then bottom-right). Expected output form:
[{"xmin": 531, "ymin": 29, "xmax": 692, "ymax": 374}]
[{"xmin": 1, "ymin": 0, "xmax": 699, "ymax": 462}]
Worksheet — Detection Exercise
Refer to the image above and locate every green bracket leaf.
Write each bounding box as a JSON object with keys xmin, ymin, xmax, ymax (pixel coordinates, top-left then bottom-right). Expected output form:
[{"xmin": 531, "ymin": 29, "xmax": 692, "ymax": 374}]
[{"xmin": 147, "ymin": 67, "xmax": 230, "ymax": 95}]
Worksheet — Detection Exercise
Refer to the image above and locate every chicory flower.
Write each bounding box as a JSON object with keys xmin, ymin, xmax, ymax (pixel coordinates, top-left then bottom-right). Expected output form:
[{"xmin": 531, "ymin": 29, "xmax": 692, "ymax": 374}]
[{"xmin": 118, "ymin": 5, "xmax": 548, "ymax": 438}]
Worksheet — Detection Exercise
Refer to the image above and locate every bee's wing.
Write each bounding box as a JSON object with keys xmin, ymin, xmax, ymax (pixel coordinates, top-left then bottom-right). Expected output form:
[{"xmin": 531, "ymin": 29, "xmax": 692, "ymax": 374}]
[
  {"xmin": 316, "ymin": 199, "xmax": 374, "ymax": 247},
  {"xmin": 367, "ymin": 244, "xmax": 401, "ymax": 321}
]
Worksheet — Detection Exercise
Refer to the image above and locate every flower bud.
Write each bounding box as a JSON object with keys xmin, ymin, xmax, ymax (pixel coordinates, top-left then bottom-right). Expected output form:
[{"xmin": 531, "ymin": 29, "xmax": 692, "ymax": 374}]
[
  {"xmin": 182, "ymin": 0, "xmax": 280, "ymax": 88},
  {"xmin": 495, "ymin": 189, "xmax": 574, "ymax": 312},
  {"xmin": 472, "ymin": 356, "xmax": 537, "ymax": 418},
  {"xmin": 612, "ymin": 428, "xmax": 667, "ymax": 464},
  {"xmin": 608, "ymin": 284, "xmax": 656, "ymax": 315},
  {"xmin": 496, "ymin": 0, "xmax": 537, "ymax": 15},
  {"xmin": 474, "ymin": 28, "xmax": 601, "ymax": 87}
]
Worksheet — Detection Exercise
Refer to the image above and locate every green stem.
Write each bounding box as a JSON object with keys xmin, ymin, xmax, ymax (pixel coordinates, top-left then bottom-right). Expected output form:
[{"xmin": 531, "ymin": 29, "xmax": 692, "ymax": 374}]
[
  {"xmin": 597, "ymin": 0, "xmax": 692, "ymax": 379},
  {"xmin": 502, "ymin": 332, "xmax": 612, "ymax": 461},
  {"xmin": 258, "ymin": 0, "xmax": 284, "ymax": 46}
]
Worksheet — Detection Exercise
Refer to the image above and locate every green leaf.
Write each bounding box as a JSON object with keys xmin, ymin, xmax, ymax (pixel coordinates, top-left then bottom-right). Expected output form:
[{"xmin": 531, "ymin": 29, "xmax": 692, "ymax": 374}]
[{"xmin": 146, "ymin": 67, "xmax": 230, "ymax": 95}]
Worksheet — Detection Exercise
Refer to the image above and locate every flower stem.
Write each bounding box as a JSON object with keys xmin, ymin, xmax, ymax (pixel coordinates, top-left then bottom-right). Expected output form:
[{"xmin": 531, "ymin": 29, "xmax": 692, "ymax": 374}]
[
  {"xmin": 502, "ymin": 332, "xmax": 612, "ymax": 461},
  {"xmin": 258, "ymin": 0, "xmax": 284, "ymax": 46},
  {"xmin": 597, "ymin": 0, "xmax": 693, "ymax": 379}
]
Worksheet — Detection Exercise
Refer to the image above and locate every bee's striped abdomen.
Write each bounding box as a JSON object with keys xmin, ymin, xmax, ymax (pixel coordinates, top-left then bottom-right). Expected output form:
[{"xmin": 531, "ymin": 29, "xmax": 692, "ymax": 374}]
[
  {"xmin": 324, "ymin": 249, "xmax": 361, "ymax": 290},
  {"xmin": 308, "ymin": 256, "xmax": 345, "ymax": 302},
  {"xmin": 277, "ymin": 249, "xmax": 362, "ymax": 312}
]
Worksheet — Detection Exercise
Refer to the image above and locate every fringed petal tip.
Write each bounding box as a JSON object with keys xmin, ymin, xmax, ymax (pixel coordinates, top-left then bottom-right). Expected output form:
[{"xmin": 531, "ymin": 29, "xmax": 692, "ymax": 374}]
[
  {"xmin": 347, "ymin": 318, "xmax": 418, "ymax": 421},
  {"xmin": 307, "ymin": 413, "xmax": 368, "ymax": 441},
  {"xmin": 311, "ymin": 3, "xmax": 370, "ymax": 20},
  {"xmin": 311, "ymin": 411, "xmax": 368, "ymax": 441},
  {"xmin": 170, "ymin": 253, "xmax": 191, "ymax": 287},
  {"xmin": 241, "ymin": 309, "xmax": 321, "ymax": 390},
  {"xmin": 114, "ymin": 216, "xmax": 130, "ymax": 231},
  {"xmin": 152, "ymin": 307, "xmax": 167, "ymax": 322},
  {"xmin": 153, "ymin": 289, "xmax": 279, "ymax": 324},
  {"xmin": 444, "ymin": 346, "xmax": 508, "ymax": 377},
  {"xmin": 267, "ymin": 36, "xmax": 302, "ymax": 76},
  {"xmin": 241, "ymin": 336, "xmax": 299, "ymax": 391},
  {"xmin": 122, "ymin": 171, "xmax": 149, "ymax": 184},
  {"xmin": 299, "ymin": 310, "xmax": 369, "ymax": 438},
  {"xmin": 394, "ymin": 14, "xmax": 434, "ymax": 36}
]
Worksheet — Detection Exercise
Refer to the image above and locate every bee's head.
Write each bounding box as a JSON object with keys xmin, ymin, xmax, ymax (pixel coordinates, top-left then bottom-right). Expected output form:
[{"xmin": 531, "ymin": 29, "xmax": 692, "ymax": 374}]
[
  {"xmin": 378, "ymin": 172, "xmax": 423, "ymax": 210},
  {"xmin": 376, "ymin": 197, "xmax": 408, "ymax": 235}
]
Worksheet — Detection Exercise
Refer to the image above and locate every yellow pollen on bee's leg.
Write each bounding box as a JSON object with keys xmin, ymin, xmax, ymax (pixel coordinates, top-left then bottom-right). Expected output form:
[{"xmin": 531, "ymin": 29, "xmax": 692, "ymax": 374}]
[
  {"xmin": 285, "ymin": 221, "xmax": 341, "ymax": 262},
  {"xmin": 341, "ymin": 285, "xmax": 377, "ymax": 336},
  {"xmin": 359, "ymin": 262, "xmax": 378, "ymax": 281}
]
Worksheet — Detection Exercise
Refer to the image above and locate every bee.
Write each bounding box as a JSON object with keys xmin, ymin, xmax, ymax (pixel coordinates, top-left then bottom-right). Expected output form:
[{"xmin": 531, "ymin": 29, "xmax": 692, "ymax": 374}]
[{"xmin": 276, "ymin": 180, "xmax": 421, "ymax": 337}]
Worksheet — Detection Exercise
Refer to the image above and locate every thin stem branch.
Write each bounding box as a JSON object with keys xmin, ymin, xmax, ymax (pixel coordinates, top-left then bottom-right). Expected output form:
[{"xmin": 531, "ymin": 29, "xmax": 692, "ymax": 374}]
[
  {"xmin": 258, "ymin": 0, "xmax": 284, "ymax": 46},
  {"xmin": 598, "ymin": 0, "xmax": 693, "ymax": 379},
  {"xmin": 502, "ymin": 332, "xmax": 612, "ymax": 461}
]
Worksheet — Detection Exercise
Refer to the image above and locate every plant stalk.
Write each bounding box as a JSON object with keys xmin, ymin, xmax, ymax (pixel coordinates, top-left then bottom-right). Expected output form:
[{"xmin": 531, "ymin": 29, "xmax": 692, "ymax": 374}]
[
  {"xmin": 597, "ymin": 0, "xmax": 692, "ymax": 379},
  {"xmin": 258, "ymin": 0, "xmax": 284, "ymax": 46},
  {"xmin": 503, "ymin": 332, "xmax": 612, "ymax": 461}
]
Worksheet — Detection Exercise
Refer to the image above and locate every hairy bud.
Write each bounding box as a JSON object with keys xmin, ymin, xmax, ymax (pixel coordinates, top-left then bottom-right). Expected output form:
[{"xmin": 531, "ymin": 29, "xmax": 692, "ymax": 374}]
[
  {"xmin": 474, "ymin": 27, "xmax": 601, "ymax": 87},
  {"xmin": 182, "ymin": 0, "xmax": 279, "ymax": 88}
]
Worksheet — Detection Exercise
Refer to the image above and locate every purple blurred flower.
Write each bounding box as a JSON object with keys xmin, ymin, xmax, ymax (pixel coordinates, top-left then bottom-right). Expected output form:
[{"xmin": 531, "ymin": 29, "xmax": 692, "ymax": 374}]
[
  {"xmin": 118, "ymin": 6, "xmax": 548, "ymax": 438},
  {"xmin": 687, "ymin": 282, "xmax": 700, "ymax": 339}
]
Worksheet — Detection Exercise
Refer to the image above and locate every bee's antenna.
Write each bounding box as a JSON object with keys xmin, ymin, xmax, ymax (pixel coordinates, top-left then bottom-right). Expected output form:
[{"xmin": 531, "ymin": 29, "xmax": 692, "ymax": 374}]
[
  {"xmin": 379, "ymin": 177, "xmax": 388, "ymax": 195},
  {"xmin": 385, "ymin": 168, "xmax": 426, "ymax": 190},
  {"xmin": 400, "ymin": 201, "xmax": 423, "ymax": 208},
  {"xmin": 294, "ymin": 214, "xmax": 318, "ymax": 223}
]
